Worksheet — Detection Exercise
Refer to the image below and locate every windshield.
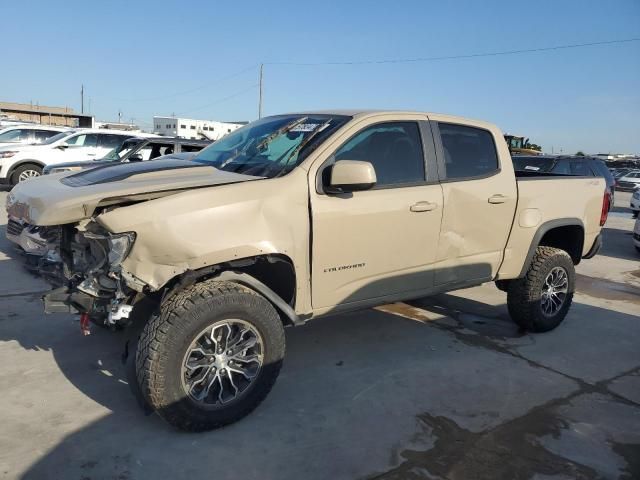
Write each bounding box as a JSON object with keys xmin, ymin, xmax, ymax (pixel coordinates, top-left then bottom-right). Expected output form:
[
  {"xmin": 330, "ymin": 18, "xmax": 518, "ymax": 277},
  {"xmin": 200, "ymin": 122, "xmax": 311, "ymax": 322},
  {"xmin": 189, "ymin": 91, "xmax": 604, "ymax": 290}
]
[
  {"xmin": 192, "ymin": 114, "xmax": 350, "ymax": 178},
  {"xmin": 103, "ymin": 139, "xmax": 144, "ymax": 161},
  {"xmin": 41, "ymin": 131, "xmax": 75, "ymax": 145}
]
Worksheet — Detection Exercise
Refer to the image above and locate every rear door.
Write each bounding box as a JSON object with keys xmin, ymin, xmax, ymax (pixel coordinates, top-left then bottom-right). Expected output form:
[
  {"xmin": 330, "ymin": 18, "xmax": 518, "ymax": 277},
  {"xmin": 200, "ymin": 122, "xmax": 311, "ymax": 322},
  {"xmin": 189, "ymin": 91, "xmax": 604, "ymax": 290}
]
[
  {"xmin": 432, "ymin": 121, "xmax": 517, "ymax": 285},
  {"xmin": 310, "ymin": 115, "xmax": 444, "ymax": 309},
  {"xmin": 61, "ymin": 133, "xmax": 99, "ymax": 162}
]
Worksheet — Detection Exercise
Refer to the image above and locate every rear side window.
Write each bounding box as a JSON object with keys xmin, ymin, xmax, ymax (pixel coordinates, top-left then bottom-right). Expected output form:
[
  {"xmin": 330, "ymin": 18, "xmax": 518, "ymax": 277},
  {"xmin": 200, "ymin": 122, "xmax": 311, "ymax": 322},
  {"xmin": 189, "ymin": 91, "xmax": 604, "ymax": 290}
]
[
  {"xmin": 334, "ymin": 121, "xmax": 425, "ymax": 187},
  {"xmin": 0, "ymin": 129, "xmax": 29, "ymax": 142},
  {"xmin": 439, "ymin": 123, "xmax": 498, "ymax": 179},
  {"xmin": 34, "ymin": 130, "xmax": 59, "ymax": 142},
  {"xmin": 99, "ymin": 134, "xmax": 129, "ymax": 149},
  {"xmin": 66, "ymin": 133, "xmax": 98, "ymax": 147}
]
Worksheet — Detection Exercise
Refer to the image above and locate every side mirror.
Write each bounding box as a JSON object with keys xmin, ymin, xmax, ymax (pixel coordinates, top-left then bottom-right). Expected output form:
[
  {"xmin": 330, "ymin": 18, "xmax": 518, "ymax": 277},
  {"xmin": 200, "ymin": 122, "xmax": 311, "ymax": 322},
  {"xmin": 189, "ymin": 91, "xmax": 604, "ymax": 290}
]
[
  {"xmin": 129, "ymin": 154, "xmax": 143, "ymax": 162},
  {"xmin": 56, "ymin": 144, "xmax": 68, "ymax": 150},
  {"xmin": 327, "ymin": 160, "xmax": 376, "ymax": 193}
]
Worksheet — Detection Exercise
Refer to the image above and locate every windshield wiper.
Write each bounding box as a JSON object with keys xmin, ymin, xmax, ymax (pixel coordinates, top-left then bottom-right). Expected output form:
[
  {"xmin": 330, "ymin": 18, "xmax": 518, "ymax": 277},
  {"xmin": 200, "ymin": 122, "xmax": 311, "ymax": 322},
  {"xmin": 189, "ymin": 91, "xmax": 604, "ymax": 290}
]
[{"xmin": 255, "ymin": 116, "xmax": 309, "ymax": 153}]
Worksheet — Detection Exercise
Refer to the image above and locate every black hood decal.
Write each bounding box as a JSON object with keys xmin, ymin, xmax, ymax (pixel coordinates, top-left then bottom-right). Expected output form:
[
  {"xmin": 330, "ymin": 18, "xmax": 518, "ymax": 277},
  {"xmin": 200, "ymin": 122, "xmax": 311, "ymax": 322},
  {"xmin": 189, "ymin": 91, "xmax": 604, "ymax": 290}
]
[{"xmin": 61, "ymin": 159, "xmax": 212, "ymax": 187}]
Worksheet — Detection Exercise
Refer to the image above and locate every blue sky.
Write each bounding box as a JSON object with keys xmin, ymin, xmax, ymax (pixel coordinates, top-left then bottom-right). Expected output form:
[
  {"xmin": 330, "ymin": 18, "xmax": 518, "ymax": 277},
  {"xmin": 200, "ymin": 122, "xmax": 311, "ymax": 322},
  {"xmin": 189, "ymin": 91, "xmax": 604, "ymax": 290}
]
[{"xmin": 1, "ymin": 0, "xmax": 639, "ymax": 153}]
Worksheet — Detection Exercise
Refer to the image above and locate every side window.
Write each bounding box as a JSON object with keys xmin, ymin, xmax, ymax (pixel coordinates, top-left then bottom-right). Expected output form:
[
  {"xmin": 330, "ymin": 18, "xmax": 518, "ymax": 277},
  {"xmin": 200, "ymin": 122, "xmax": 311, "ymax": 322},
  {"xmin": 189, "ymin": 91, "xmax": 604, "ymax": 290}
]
[
  {"xmin": 438, "ymin": 123, "xmax": 499, "ymax": 179},
  {"xmin": 65, "ymin": 134, "xmax": 97, "ymax": 147},
  {"xmin": 333, "ymin": 122, "xmax": 425, "ymax": 187},
  {"xmin": 34, "ymin": 130, "xmax": 59, "ymax": 142},
  {"xmin": 570, "ymin": 161, "xmax": 593, "ymax": 176},
  {"xmin": 99, "ymin": 134, "xmax": 128, "ymax": 149},
  {"xmin": 0, "ymin": 129, "xmax": 29, "ymax": 142},
  {"xmin": 551, "ymin": 160, "xmax": 571, "ymax": 175}
]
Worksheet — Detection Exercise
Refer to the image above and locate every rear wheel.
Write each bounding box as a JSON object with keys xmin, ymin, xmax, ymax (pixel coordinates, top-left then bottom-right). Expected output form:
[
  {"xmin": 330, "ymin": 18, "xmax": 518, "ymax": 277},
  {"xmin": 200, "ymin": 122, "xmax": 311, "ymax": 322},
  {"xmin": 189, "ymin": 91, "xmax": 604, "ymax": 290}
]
[
  {"xmin": 11, "ymin": 163, "xmax": 42, "ymax": 185},
  {"xmin": 136, "ymin": 280, "xmax": 285, "ymax": 431},
  {"xmin": 507, "ymin": 246, "xmax": 575, "ymax": 333}
]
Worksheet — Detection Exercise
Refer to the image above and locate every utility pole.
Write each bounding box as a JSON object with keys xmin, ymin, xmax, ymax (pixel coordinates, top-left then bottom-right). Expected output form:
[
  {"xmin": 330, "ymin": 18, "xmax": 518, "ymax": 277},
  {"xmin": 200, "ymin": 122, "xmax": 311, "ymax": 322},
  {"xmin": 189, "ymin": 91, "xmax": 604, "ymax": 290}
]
[
  {"xmin": 81, "ymin": 85, "xmax": 84, "ymax": 114},
  {"xmin": 258, "ymin": 63, "xmax": 264, "ymax": 119}
]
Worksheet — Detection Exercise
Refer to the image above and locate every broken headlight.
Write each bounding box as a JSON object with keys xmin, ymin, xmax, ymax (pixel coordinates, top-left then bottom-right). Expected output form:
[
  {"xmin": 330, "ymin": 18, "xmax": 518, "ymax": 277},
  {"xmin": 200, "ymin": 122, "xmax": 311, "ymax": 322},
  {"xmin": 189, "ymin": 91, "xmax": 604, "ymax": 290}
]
[{"xmin": 108, "ymin": 232, "xmax": 136, "ymax": 266}]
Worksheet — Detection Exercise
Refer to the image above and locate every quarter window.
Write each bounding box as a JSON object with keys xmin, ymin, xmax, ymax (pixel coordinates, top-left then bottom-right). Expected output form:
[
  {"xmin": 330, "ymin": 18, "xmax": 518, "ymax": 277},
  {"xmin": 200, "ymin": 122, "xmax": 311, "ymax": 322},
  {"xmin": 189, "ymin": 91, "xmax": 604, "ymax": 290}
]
[
  {"xmin": 439, "ymin": 123, "xmax": 498, "ymax": 179},
  {"xmin": 34, "ymin": 130, "xmax": 59, "ymax": 142},
  {"xmin": 99, "ymin": 134, "xmax": 128, "ymax": 149},
  {"xmin": 334, "ymin": 122, "xmax": 425, "ymax": 187}
]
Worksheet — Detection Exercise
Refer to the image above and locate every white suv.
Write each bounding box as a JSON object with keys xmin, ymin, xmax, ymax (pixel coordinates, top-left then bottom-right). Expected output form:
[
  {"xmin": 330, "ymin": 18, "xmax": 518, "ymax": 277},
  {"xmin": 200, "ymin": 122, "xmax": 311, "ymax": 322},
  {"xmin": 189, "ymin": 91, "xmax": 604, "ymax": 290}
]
[
  {"xmin": 0, "ymin": 125, "xmax": 69, "ymax": 146},
  {"xmin": 0, "ymin": 129, "xmax": 154, "ymax": 185}
]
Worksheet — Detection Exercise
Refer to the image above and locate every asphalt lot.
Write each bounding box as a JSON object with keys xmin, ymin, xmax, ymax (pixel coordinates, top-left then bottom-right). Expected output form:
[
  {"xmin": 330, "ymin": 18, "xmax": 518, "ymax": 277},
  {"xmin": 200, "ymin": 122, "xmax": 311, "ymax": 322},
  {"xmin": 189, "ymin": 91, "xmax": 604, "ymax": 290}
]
[{"xmin": 0, "ymin": 189, "xmax": 638, "ymax": 480}]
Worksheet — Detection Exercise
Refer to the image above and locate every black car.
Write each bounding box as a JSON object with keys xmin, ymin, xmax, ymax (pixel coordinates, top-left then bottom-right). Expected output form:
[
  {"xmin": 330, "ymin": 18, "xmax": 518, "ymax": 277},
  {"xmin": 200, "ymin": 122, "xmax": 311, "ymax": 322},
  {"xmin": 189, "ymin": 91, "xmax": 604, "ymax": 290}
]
[
  {"xmin": 512, "ymin": 155, "xmax": 616, "ymax": 205},
  {"xmin": 43, "ymin": 137, "xmax": 212, "ymax": 174}
]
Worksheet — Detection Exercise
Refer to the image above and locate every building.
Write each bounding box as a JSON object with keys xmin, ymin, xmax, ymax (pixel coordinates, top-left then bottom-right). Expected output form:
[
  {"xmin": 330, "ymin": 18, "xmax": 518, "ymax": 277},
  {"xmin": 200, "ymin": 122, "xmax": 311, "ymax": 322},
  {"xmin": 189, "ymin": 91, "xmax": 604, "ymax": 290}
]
[
  {"xmin": 0, "ymin": 101, "xmax": 94, "ymax": 127},
  {"xmin": 153, "ymin": 116, "xmax": 244, "ymax": 141}
]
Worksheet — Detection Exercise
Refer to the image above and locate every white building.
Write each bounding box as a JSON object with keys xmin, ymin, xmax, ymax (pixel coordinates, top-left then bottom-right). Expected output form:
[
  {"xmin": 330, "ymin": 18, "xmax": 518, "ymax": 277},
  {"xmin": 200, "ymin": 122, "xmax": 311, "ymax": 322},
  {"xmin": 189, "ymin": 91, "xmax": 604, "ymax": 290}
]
[{"xmin": 153, "ymin": 116, "xmax": 244, "ymax": 141}]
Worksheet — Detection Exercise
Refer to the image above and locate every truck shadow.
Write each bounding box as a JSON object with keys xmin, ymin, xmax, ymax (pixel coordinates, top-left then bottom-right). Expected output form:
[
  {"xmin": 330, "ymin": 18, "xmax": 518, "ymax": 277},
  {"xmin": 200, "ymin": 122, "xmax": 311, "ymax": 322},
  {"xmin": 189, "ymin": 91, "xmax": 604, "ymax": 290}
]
[{"xmin": 3, "ymin": 290, "xmax": 638, "ymax": 480}]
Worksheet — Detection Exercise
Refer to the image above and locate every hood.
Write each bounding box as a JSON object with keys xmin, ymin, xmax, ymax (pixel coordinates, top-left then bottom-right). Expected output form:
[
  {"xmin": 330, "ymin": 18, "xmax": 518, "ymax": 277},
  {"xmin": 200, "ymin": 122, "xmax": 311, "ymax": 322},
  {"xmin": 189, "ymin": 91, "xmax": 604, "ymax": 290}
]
[
  {"xmin": 7, "ymin": 159, "xmax": 260, "ymax": 226},
  {"xmin": 0, "ymin": 143, "xmax": 41, "ymax": 153}
]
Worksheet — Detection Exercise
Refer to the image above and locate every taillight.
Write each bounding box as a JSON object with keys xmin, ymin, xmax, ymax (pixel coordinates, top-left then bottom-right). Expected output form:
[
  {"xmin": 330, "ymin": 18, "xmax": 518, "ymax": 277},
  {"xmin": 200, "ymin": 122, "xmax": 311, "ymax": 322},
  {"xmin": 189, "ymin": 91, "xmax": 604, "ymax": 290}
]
[{"xmin": 600, "ymin": 191, "xmax": 610, "ymax": 226}]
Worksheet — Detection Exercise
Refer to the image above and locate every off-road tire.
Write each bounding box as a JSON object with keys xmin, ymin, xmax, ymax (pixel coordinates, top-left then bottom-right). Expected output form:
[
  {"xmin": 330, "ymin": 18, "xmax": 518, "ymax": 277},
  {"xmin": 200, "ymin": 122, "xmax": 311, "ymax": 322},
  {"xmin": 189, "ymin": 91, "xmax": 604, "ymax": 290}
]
[
  {"xmin": 136, "ymin": 280, "xmax": 285, "ymax": 432},
  {"xmin": 10, "ymin": 163, "xmax": 42, "ymax": 185},
  {"xmin": 507, "ymin": 246, "xmax": 575, "ymax": 333}
]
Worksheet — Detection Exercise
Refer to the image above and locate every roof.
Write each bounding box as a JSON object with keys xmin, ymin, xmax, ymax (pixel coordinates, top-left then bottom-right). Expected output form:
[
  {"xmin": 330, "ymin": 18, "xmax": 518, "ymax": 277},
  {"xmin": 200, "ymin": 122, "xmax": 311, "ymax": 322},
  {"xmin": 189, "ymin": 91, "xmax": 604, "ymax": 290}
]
[
  {"xmin": 0, "ymin": 124, "xmax": 69, "ymax": 131},
  {"xmin": 287, "ymin": 110, "xmax": 497, "ymax": 130},
  {"xmin": 127, "ymin": 136, "xmax": 211, "ymax": 146}
]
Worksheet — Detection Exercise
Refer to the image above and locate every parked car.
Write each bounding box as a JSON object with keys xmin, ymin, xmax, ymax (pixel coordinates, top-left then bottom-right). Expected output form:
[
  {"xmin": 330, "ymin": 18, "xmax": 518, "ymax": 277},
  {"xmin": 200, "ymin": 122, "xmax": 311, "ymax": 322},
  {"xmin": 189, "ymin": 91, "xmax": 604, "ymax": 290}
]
[
  {"xmin": 611, "ymin": 168, "xmax": 633, "ymax": 179},
  {"xmin": 0, "ymin": 125, "xmax": 69, "ymax": 146},
  {"xmin": 631, "ymin": 187, "xmax": 640, "ymax": 218},
  {"xmin": 0, "ymin": 129, "xmax": 156, "ymax": 185},
  {"xmin": 615, "ymin": 170, "xmax": 640, "ymax": 191},
  {"xmin": 513, "ymin": 155, "xmax": 615, "ymax": 206},
  {"xmin": 633, "ymin": 216, "xmax": 640, "ymax": 253},
  {"xmin": 43, "ymin": 137, "xmax": 211, "ymax": 174},
  {"xmin": 7, "ymin": 110, "xmax": 608, "ymax": 431}
]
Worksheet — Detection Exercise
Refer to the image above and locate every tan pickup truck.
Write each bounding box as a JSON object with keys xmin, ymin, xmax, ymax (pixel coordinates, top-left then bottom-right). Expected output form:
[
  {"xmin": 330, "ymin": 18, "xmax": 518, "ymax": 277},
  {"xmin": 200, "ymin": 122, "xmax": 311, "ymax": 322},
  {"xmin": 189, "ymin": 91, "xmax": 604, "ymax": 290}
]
[{"xmin": 6, "ymin": 110, "xmax": 609, "ymax": 431}]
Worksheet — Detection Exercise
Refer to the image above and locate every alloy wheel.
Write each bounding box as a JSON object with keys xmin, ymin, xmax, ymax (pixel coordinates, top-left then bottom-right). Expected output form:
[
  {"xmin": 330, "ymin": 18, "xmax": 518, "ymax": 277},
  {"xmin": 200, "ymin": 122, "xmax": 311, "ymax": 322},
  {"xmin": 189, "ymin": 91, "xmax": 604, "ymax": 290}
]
[
  {"xmin": 540, "ymin": 266, "xmax": 568, "ymax": 317},
  {"xmin": 181, "ymin": 319, "xmax": 264, "ymax": 408}
]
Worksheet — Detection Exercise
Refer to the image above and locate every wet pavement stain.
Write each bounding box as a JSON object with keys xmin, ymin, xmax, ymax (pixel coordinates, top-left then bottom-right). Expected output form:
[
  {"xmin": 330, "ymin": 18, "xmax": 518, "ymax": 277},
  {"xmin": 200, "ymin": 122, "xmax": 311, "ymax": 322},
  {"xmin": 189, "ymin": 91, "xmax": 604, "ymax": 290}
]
[{"xmin": 367, "ymin": 403, "xmax": 603, "ymax": 480}]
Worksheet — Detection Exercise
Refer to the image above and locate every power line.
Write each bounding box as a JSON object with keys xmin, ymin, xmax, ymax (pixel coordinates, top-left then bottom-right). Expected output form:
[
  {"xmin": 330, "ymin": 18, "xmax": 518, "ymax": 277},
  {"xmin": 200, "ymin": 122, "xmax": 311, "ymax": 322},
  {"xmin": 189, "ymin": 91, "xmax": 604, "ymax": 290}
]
[
  {"xmin": 265, "ymin": 37, "xmax": 640, "ymax": 66},
  {"xmin": 104, "ymin": 64, "xmax": 259, "ymax": 102},
  {"xmin": 177, "ymin": 83, "xmax": 259, "ymax": 117}
]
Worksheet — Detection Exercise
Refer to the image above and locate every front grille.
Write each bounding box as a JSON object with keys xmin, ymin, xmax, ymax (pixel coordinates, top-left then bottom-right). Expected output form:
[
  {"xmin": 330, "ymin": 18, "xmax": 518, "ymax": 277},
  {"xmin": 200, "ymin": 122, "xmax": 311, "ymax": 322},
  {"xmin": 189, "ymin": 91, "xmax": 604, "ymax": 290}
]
[
  {"xmin": 7, "ymin": 219, "xmax": 24, "ymax": 236},
  {"xmin": 617, "ymin": 181, "xmax": 638, "ymax": 189}
]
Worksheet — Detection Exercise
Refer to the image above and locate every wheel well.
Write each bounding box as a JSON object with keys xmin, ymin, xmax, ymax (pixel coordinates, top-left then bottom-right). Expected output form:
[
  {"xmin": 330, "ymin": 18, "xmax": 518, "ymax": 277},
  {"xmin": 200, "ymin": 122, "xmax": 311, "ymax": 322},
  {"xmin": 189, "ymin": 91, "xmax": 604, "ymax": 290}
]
[
  {"xmin": 164, "ymin": 254, "xmax": 297, "ymax": 308},
  {"xmin": 538, "ymin": 225, "xmax": 584, "ymax": 264},
  {"xmin": 8, "ymin": 160, "xmax": 45, "ymax": 178}
]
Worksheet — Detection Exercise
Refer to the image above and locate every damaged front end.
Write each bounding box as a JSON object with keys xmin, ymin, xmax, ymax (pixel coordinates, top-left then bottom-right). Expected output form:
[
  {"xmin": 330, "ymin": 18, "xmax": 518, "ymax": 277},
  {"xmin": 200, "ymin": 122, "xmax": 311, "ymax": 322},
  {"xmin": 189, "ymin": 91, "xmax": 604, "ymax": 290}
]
[{"xmin": 41, "ymin": 220, "xmax": 140, "ymax": 331}]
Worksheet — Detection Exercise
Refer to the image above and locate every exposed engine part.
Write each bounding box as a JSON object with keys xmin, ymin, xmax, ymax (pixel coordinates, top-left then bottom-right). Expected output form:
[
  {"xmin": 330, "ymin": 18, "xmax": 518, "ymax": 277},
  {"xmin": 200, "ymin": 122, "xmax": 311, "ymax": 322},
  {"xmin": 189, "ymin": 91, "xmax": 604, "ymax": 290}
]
[
  {"xmin": 80, "ymin": 313, "xmax": 91, "ymax": 336},
  {"xmin": 38, "ymin": 221, "xmax": 140, "ymax": 328},
  {"xmin": 108, "ymin": 304, "xmax": 134, "ymax": 325}
]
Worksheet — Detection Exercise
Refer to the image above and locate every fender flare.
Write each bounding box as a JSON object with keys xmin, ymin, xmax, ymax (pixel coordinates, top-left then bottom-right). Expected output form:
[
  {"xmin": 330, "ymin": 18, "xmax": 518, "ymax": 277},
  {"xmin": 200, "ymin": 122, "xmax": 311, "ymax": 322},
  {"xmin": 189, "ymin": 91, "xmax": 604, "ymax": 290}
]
[
  {"xmin": 7, "ymin": 159, "xmax": 46, "ymax": 180},
  {"xmin": 517, "ymin": 218, "xmax": 584, "ymax": 278},
  {"xmin": 213, "ymin": 270, "xmax": 305, "ymax": 327}
]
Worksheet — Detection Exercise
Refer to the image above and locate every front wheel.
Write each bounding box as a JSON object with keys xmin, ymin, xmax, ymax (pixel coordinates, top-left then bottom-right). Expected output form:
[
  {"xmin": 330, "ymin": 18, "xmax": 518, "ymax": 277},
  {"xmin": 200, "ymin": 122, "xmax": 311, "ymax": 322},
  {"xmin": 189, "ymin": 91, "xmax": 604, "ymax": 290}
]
[
  {"xmin": 507, "ymin": 246, "xmax": 575, "ymax": 333},
  {"xmin": 11, "ymin": 163, "xmax": 42, "ymax": 185},
  {"xmin": 136, "ymin": 280, "xmax": 285, "ymax": 431}
]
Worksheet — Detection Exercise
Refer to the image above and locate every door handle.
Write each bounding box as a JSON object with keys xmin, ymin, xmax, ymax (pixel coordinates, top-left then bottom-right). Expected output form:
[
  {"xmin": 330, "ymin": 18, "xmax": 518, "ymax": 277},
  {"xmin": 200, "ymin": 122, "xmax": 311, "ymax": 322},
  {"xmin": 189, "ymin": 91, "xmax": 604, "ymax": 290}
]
[
  {"xmin": 488, "ymin": 194, "xmax": 508, "ymax": 204},
  {"xmin": 410, "ymin": 201, "xmax": 437, "ymax": 212}
]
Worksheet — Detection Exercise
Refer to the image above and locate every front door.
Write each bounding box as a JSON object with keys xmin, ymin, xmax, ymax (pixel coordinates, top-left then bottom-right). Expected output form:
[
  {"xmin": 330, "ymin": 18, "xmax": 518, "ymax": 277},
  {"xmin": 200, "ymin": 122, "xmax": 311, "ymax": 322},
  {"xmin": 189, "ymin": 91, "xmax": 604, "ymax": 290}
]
[{"xmin": 310, "ymin": 118, "xmax": 443, "ymax": 309}]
